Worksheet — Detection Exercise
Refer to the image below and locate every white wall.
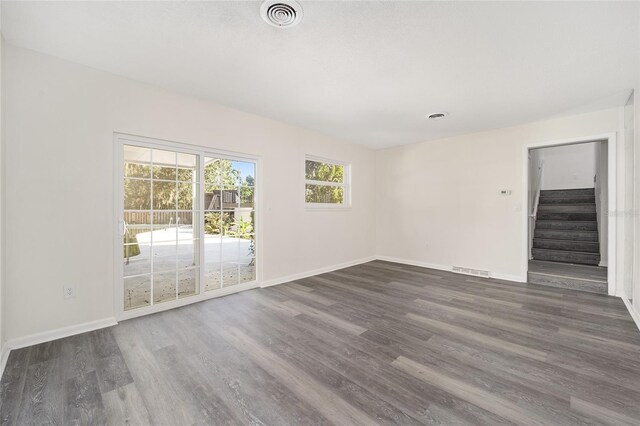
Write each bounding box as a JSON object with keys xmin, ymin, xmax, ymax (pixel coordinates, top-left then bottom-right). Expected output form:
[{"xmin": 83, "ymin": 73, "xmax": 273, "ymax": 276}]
[
  {"xmin": 3, "ymin": 45, "xmax": 376, "ymax": 342},
  {"xmin": 536, "ymin": 142, "xmax": 598, "ymax": 190},
  {"xmin": 0, "ymin": 34, "xmax": 4, "ymax": 355},
  {"xmin": 634, "ymin": 55, "xmax": 640, "ymax": 315},
  {"xmin": 526, "ymin": 149, "xmax": 543, "ymax": 258},
  {"xmin": 376, "ymin": 107, "xmax": 623, "ymax": 281},
  {"xmin": 528, "ymin": 149, "xmax": 543, "ymax": 208},
  {"xmin": 623, "ymin": 93, "xmax": 635, "ymax": 300},
  {"xmin": 595, "ymin": 141, "xmax": 608, "ymax": 265},
  {"xmin": 633, "ymin": 6, "xmax": 640, "ymax": 318}
]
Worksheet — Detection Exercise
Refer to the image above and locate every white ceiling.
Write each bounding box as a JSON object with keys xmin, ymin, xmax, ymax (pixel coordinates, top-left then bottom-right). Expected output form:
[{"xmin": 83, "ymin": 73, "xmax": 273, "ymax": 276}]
[{"xmin": 2, "ymin": 1, "xmax": 639, "ymax": 149}]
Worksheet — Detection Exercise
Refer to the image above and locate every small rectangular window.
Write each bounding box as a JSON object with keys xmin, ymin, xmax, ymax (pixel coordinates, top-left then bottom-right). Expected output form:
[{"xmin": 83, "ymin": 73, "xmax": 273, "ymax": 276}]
[{"xmin": 305, "ymin": 156, "xmax": 350, "ymax": 207}]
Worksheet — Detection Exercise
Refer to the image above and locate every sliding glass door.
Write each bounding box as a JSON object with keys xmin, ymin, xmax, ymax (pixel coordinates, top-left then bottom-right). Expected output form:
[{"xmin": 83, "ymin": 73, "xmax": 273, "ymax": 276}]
[
  {"xmin": 120, "ymin": 137, "xmax": 258, "ymax": 315},
  {"xmin": 203, "ymin": 157, "xmax": 256, "ymax": 291}
]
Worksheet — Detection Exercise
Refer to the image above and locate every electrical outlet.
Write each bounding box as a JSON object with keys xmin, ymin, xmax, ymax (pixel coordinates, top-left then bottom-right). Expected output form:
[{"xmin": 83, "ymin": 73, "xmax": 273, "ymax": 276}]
[{"xmin": 63, "ymin": 285, "xmax": 75, "ymax": 299}]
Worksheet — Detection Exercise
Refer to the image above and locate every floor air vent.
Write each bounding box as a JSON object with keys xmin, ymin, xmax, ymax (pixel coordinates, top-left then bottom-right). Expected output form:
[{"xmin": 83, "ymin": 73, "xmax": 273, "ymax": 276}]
[{"xmin": 452, "ymin": 266, "xmax": 491, "ymax": 278}]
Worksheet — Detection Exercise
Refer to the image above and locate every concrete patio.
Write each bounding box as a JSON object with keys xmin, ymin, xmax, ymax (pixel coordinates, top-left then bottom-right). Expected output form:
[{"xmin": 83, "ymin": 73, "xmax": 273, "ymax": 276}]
[{"xmin": 123, "ymin": 226, "xmax": 255, "ymax": 310}]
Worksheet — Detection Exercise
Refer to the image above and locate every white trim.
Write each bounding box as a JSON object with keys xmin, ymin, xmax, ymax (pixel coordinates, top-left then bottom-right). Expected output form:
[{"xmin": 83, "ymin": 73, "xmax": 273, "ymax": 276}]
[
  {"xmin": 116, "ymin": 132, "xmax": 260, "ymax": 162},
  {"xmin": 304, "ymin": 205, "xmax": 353, "ymax": 212},
  {"xmin": 376, "ymin": 256, "xmax": 452, "ymax": 274},
  {"xmin": 489, "ymin": 272, "xmax": 526, "ymax": 283},
  {"xmin": 113, "ymin": 135, "xmax": 123, "ymax": 325},
  {"xmin": 304, "ymin": 154, "xmax": 351, "ymax": 209},
  {"xmin": 119, "ymin": 281, "xmax": 260, "ymax": 321},
  {"xmin": 599, "ymin": 261, "xmax": 608, "ymax": 267},
  {"xmin": 622, "ymin": 297, "xmax": 640, "ymax": 332},
  {"xmin": 376, "ymin": 256, "xmax": 525, "ymax": 283},
  {"xmin": 607, "ymin": 134, "xmax": 617, "ymax": 296},
  {"xmin": 521, "ymin": 133, "xmax": 617, "ymax": 295},
  {"xmin": 5, "ymin": 317, "xmax": 117, "ymax": 351},
  {"xmin": 0, "ymin": 344, "xmax": 10, "ymax": 380},
  {"xmin": 261, "ymin": 256, "xmax": 376, "ymax": 288},
  {"xmin": 305, "ymin": 180, "xmax": 344, "ymax": 188},
  {"xmin": 305, "ymin": 154, "xmax": 350, "ymax": 168}
]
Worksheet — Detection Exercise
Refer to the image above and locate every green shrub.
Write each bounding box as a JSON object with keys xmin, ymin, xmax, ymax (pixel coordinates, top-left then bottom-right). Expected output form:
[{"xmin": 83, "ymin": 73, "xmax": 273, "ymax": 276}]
[
  {"xmin": 229, "ymin": 216, "xmax": 253, "ymax": 239},
  {"xmin": 204, "ymin": 212, "xmax": 232, "ymax": 235}
]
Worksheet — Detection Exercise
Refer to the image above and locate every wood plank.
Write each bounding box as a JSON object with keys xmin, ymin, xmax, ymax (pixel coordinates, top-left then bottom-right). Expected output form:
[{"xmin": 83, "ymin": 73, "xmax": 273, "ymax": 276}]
[
  {"xmin": 570, "ymin": 397, "xmax": 639, "ymax": 426},
  {"xmin": 94, "ymin": 352, "xmax": 134, "ymax": 394},
  {"xmin": 0, "ymin": 348, "xmax": 31, "ymax": 425},
  {"xmin": 283, "ymin": 299, "xmax": 368, "ymax": 335},
  {"xmin": 64, "ymin": 371, "xmax": 108, "ymax": 425},
  {"xmin": 219, "ymin": 326, "xmax": 375, "ymax": 426},
  {"xmin": 406, "ymin": 312, "xmax": 548, "ymax": 361},
  {"xmin": 167, "ymin": 305, "xmax": 330, "ymax": 425},
  {"xmin": 101, "ymin": 383, "xmax": 152, "ymax": 426},
  {"xmin": 16, "ymin": 359, "xmax": 64, "ymax": 425},
  {"xmin": 392, "ymin": 355, "xmax": 551, "ymax": 425}
]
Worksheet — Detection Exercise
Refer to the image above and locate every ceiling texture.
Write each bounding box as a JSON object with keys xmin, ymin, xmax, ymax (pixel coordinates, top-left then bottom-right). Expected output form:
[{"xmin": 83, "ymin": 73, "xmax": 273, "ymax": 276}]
[{"xmin": 2, "ymin": 1, "xmax": 639, "ymax": 149}]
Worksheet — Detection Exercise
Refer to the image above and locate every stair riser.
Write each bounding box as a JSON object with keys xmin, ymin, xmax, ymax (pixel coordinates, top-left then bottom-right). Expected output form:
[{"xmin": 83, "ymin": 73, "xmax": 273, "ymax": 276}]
[
  {"xmin": 540, "ymin": 189, "xmax": 595, "ymax": 197},
  {"xmin": 539, "ymin": 196, "xmax": 595, "ymax": 205},
  {"xmin": 534, "ymin": 230, "xmax": 598, "ymax": 241},
  {"xmin": 535, "ymin": 221, "xmax": 598, "ymax": 231},
  {"xmin": 537, "ymin": 205, "xmax": 596, "ymax": 213},
  {"xmin": 533, "ymin": 239, "xmax": 599, "ymax": 253},
  {"xmin": 532, "ymin": 249, "xmax": 600, "ymax": 266},
  {"xmin": 537, "ymin": 212, "xmax": 597, "ymax": 221},
  {"xmin": 527, "ymin": 273, "xmax": 607, "ymax": 294}
]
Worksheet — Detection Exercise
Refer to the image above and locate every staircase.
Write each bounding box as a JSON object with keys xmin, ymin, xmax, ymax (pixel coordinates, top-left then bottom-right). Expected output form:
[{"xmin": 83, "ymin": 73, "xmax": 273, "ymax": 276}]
[
  {"xmin": 532, "ymin": 188, "xmax": 600, "ymax": 266},
  {"xmin": 528, "ymin": 188, "xmax": 607, "ymax": 294}
]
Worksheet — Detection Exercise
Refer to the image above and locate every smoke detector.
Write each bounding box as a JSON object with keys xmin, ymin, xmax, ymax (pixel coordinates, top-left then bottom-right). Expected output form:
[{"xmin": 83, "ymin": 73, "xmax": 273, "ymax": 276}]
[
  {"xmin": 261, "ymin": 0, "xmax": 303, "ymax": 28},
  {"xmin": 427, "ymin": 112, "xmax": 449, "ymax": 120}
]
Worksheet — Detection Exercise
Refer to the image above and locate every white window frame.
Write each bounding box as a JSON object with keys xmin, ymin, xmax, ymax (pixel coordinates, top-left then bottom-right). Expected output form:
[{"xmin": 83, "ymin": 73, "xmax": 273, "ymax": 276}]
[
  {"xmin": 114, "ymin": 133, "xmax": 262, "ymax": 321},
  {"xmin": 304, "ymin": 155, "xmax": 351, "ymax": 210}
]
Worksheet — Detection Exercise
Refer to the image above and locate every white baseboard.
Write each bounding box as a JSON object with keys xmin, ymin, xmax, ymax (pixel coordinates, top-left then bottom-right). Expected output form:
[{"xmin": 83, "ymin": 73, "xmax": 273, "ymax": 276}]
[
  {"xmin": 376, "ymin": 255, "xmax": 452, "ymax": 273},
  {"xmin": 0, "ymin": 344, "xmax": 10, "ymax": 380},
  {"xmin": 492, "ymin": 272, "xmax": 527, "ymax": 283},
  {"xmin": 261, "ymin": 256, "xmax": 377, "ymax": 288},
  {"xmin": 376, "ymin": 255, "xmax": 525, "ymax": 283},
  {"xmin": 6, "ymin": 317, "xmax": 117, "ymax": 351},
  {"xmin": 622, "ymin": 297, "xmax": 640, "ymax": 332}
]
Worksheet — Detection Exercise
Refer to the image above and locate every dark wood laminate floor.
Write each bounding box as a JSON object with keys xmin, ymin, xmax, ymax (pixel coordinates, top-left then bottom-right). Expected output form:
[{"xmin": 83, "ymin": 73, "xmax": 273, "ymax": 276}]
[
  {"xmin": 529, "ymin": 260, "xmax": 608, "ymax": 281},
  {"xmin": 2, "ymin": 260, "xmax": 640, "ymax": 425}
]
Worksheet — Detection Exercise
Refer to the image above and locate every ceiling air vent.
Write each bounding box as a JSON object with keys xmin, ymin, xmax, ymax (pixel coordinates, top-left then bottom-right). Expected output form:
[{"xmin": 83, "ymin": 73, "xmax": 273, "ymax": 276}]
[
  {"xmin": 261, "ymin": 0, "xmax": 303, "ymax": 28},
  {"xmin": 427, "ymin": 112, "xmax": 449, "ymax": 120}
]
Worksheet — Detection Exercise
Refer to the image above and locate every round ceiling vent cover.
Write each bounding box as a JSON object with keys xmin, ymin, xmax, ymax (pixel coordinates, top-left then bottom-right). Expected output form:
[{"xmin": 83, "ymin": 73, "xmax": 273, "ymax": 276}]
[{"xmin": 261, "ymin": 0, "xmax": 303, "ymax": 28}]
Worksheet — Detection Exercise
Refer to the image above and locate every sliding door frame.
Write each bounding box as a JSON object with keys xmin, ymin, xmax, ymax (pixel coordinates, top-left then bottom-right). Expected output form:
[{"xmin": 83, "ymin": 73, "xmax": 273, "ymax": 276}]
[{"xmin": 113, "ymin": 133, "xmax": 262, "ymax": 321}]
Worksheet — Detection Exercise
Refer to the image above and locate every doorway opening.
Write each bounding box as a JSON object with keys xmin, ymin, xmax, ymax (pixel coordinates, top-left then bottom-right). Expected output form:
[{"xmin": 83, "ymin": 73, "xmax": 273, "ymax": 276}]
[{"xmin": 524, "ymin": 136, "xmax": 616, "ymax": 295}]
